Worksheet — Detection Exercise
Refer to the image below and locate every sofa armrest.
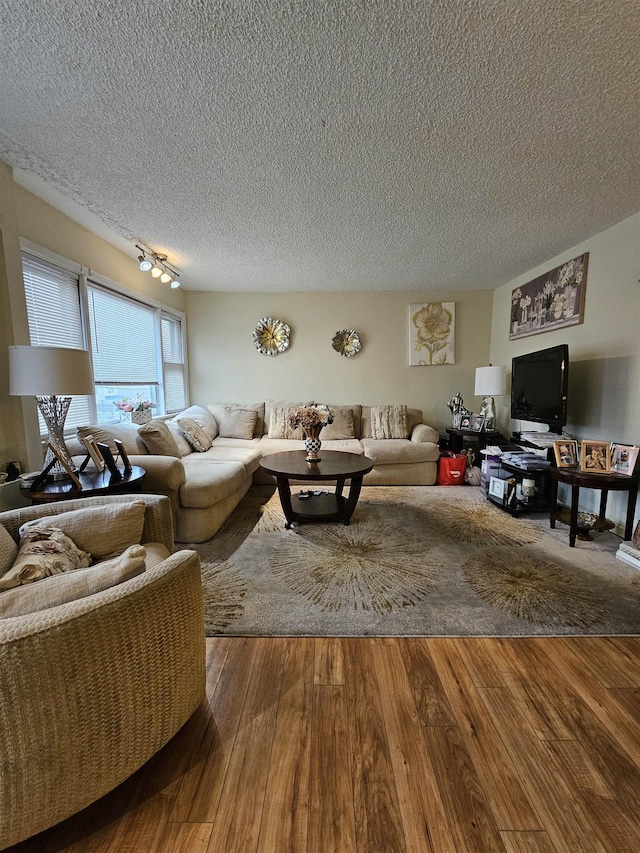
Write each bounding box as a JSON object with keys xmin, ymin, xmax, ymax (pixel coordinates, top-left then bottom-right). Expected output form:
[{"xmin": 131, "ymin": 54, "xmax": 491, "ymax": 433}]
[
  {"xmin": 132, "ymin": 454, "xmax": 187, "ymax": 494},
  {"xmin": 0, "ymin": 550, "xmax": 205, "ymax": 848},
  {"xmin": 411, "ymin": 423, "xmax": 440, "ymax": 444}
]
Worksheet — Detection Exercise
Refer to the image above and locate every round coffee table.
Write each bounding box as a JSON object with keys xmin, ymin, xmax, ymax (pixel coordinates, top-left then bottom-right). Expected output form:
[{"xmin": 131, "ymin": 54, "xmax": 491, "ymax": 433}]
[
  {"xmin": 20, "ymin": 465, "xmax": 146, "ymax": 504},
  {"xmin": 259, "ymin": 451, "xmax": 373, "ymax": 528}
]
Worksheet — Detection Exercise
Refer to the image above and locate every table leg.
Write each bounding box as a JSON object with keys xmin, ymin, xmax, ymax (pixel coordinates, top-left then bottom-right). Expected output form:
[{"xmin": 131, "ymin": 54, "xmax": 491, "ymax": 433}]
[
  {"xmin": 624, "ymin": 487, "xmax": 638, "ymax": 541},
  {"xmin": 276, "ymin": 476, "xmax": 295, "ymax": 528},
  {"xmin": 569, "ymin": 483, "xmax": 580, "ymax": 547},
  {"xmin": 335, "ymin": 477, "xmax": 346, "ymax": 500},
  {"xmin": 342, "ymin": 475, "xmax": 364, "ymax": 525},
  {"xmin": 598, "ymin": 489, "xmax": 608, "ymax": 523},
  {"xmin": 549, "ymin": 477, "xmax": 559, "ymax": 529}
]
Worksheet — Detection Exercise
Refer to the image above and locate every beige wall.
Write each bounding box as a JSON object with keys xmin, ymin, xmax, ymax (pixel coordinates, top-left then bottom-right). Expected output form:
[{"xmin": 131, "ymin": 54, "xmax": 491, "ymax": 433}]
[
  {"xmin": 185, "ymin": 289, "xmax": 494, "ymax": 432},
  {"xmin": 489, "ymin": 211, "xmax": 640, "ymax": 528}
]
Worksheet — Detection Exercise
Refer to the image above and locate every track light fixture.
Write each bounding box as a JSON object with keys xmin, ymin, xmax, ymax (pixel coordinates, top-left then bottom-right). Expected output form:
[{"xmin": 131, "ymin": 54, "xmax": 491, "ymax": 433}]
[{"xmin": 135, "ymin": 244, "xmax": 181, "ymax": 288}]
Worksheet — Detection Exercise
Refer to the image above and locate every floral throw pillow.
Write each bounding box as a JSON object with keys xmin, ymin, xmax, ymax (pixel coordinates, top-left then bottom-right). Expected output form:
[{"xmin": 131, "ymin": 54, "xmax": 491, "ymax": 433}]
[{"xmin": 0, "ymin": 526, "xmax": 91, "ymax": 591}]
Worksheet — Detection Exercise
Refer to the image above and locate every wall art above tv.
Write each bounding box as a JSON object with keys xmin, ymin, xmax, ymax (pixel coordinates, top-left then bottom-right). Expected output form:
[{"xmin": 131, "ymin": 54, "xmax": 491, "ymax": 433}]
[{"xmin": 509, "ymin": 253, "xmax": 588, "ymax": 340}]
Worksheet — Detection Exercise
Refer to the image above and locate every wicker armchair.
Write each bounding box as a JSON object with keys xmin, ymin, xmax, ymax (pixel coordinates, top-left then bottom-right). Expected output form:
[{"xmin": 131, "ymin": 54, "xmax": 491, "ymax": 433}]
[{"xmin": 0, "ymin": 494, "xmax": 206, "ymax": 849}]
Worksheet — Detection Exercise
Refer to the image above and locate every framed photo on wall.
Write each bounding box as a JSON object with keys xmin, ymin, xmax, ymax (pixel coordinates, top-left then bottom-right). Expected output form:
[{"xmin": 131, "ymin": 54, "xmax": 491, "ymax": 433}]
[{"xmin": 580, "ymin": 440, "xmax": 611, "ymax": 474}]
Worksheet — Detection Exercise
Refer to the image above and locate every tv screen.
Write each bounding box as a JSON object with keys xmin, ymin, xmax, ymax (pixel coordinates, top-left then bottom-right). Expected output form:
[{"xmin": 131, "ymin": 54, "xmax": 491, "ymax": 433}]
[{"xmin": 511, "ymin": 344, "xmax": 569, "ymax": 432}]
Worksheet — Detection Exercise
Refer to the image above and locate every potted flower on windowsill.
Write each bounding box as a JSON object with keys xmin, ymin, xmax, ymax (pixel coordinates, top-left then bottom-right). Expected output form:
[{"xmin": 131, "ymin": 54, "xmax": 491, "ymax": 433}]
[{"xmin": 114, "ymin": 396, "xmax": 156, "ymax": 425}]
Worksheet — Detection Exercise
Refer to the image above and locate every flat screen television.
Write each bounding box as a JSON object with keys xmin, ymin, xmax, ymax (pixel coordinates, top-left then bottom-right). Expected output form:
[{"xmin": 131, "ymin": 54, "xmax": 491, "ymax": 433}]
[{"xmin": 511, "ymin": 344, "xmax": 569, "ymax": 433}]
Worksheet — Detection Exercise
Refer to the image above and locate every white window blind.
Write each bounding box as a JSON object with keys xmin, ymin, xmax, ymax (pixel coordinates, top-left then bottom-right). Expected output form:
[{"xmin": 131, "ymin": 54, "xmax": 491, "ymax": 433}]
[
  {"xmin": 88, "ymin": 285, "xmax": 159, "ymax": 384},
  {"xmin": 21, "ymin": 255, "xmax": 93, "ymax": 432},
  {"xmin": 161, "ymin": 313, "xmax": 187, "ymax": 412}
]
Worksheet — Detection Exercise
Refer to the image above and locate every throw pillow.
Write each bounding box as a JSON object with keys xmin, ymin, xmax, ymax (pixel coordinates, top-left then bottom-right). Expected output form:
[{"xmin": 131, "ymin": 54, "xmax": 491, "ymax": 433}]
[
  {"xmin": 0, "ymin": 544, "xmax": 147, "ymax": 619},
  {"xmin": 268, "ymin": 405, "xmax": 304, "ymax": 440},
  {"xmin": 165, "ymin": 419, "xmax": 193, "ymax": 457},
  {"xmin": 176, "ymin": 405, "xmax": 219, "ymax": 442},
  {"xmin": 219, "ymin": 407, "xmax": 258, "ymax": 440},
  {"xmin": 320, "ymin": 407, "xmax": 355, "ymax": 440},
  {"xmin": 370, "ymin": 405, "xmax": 408, "ymax": 440},
  {"xmin": 77, "ymin": 423, "xmax": 147, "ymax": 456},
  {"xmin": 138, "ymin": 419, "xmax": 181, "ymax": 457},
  {"xmin": 0, "ymin": 526, "xmax": 91, "ymax": 591},
  {"xmin": 18, "ymin": 500, "xmax": 146, "ymax": 561},
  {"xmin": 207, "ymin": 402, "xmax": 265, "ymax": 437},
  {"xmin": 0, "ymin": 523, "xmax": 18, "ymax": 578},
  {"xmin": 176, "ymin": 417, "xmax": 213, "ymax": 452}
]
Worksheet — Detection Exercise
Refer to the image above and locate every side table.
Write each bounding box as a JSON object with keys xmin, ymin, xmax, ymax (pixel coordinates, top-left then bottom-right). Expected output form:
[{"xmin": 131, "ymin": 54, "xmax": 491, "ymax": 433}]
[
  {"xmin": 549, "ymin": 467, "xmax": 639, "ymax": 547},
  {"xmin": 445, "ymin": 428, "xmax": 503, "ymax": 454},
  {"xmin": 21, "ymin": 465, "xmax": 146, "ymax": 504}
]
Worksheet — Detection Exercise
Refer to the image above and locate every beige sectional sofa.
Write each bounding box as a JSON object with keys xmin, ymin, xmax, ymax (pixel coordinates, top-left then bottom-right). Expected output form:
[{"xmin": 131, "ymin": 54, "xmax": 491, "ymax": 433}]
[{"xmin": 71, "ymin": 402, "xmax": 440, "ymax": 543}]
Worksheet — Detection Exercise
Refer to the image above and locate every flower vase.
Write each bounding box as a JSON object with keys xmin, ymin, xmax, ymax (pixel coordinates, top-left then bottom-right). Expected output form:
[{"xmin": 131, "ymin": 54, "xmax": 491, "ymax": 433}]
[
  {"xmin": 303, "ymin": 426, "xmax": 322, "ymax": 462},
  {"xmin": 131, "ymin": 409, "xmax": 152, "ymax": 425}
]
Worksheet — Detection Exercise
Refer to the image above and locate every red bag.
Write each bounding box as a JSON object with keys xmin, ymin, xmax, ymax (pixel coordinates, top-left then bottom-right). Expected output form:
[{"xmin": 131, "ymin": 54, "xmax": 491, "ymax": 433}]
[{"xmin": 437, "ymin": 452, "xmax": 467, "ymax": 485}]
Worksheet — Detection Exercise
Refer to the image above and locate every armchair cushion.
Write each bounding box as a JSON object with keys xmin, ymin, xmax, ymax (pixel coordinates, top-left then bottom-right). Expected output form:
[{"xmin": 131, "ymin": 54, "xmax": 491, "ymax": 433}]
[
  {"xmin": 0, "ymin": 526, "xmax": 91, "ymax": 591},
  {"xmin": 18, "ymin": 500, "xmax": 147, "ymax": 561},
  {"xmin": 0, "ymin": 524, "xmax": 18, "ymax": 575},
  {"xmin": 0, "ymin": 544, "xmax": 147, "ymax": 618}
]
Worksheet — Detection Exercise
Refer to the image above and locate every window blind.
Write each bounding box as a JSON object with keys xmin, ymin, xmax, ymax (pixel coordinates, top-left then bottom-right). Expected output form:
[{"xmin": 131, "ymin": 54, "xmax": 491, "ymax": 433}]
[
  {"xmin": 21, "ymin": 255, "xmax": 93, "ymax": 432},
  {"xmin": 161, "ymin": 313, "xmax": 187, "ymax": 412}
]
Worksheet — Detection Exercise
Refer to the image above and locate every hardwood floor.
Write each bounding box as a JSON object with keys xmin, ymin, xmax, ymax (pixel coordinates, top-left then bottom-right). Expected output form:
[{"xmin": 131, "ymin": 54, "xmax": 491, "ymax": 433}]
[{"xmin": 8, "ymin": 636, "xmax": 640, "ymax": 853}]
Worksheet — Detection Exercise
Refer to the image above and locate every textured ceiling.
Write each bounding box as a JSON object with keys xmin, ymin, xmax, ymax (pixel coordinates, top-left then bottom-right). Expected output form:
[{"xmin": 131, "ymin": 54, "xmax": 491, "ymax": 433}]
[{"xmin": 0, "ymin": 0, "xmax": 638, "ymax": 292}]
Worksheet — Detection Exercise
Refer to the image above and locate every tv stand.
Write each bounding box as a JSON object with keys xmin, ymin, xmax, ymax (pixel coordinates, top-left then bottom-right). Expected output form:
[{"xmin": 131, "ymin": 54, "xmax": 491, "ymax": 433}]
[{"xmin": 487, "ymin": 461, "xmax": 552, "ymax": 516}]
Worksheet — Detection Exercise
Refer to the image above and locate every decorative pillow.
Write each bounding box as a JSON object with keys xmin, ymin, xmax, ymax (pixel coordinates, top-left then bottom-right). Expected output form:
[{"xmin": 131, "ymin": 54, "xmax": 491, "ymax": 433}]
[
  {"xmin": 370, "ymin": 405, "xmax": 408, "ymax": 440},
  {"xmin": 0, "ymin": 545, "xmax": 147, "ymax": 619},
  {"xmin": 18, "ymin": 501, "xmax": 146, "ymax": 561},
  {"xmin": 268, "ymin": 405, "xmax": 304, "ymax": 440},
  {"xmin": 207, "ymin": 402, "xmax": 265, "ymax": 437},
  {"xmin": 218, "ymin": 407, "xmax": 259, "ymax": 440},
  {"xmin": 138, "ymin": 419, "xmax": 181, "ymax": 457},
  {"xmin": 176, "ymin": 405, "xmax": 219, "ymax": 442},
  {"xmin": 0, "ymin": 526, "xmax": 91, "ymax": 591},
  {"xmin": 165, "ymin": 419, "xmax": 193, "ymax": 457},
  {"xmin": 0, "ymin": 523, "xmax": 18, "ymax": 578},
  {"xmin": 176, "ymin": 417, "xmax": 213, "ymax": 452},
  {"xmin": 320, "ymin": 407, "xmax": 355, "ymax": 440},
  {"xmin": 77, "ymin": 423, "xmax": 147, "ymax": 456}
]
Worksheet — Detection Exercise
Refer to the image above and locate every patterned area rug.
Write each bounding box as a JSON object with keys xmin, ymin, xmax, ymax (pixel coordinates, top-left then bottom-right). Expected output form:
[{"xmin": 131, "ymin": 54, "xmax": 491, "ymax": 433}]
[{"xmin": 190, "ymin": 485, "xmax": 640, "ymax": 637}]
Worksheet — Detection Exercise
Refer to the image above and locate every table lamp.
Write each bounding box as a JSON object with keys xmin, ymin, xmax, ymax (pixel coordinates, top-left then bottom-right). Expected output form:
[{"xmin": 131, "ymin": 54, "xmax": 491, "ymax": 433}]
[
  {"xmin": 9, "ymin": 345, "xmax": 94, "ymax": 479},
  {"xmin": 474, "ymin": 364, "xmax": 506, "ymax": 431}
]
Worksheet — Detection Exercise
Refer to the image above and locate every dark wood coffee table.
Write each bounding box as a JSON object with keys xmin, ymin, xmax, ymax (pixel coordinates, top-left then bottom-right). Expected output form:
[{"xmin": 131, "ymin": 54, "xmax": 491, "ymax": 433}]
[
  {"xmin": 259, "ymin": 451, "xmax": 373, "ymax": 528},
  {"xmin": 20, "ymin": 465, "xmax": 146, "ymax": 504}
]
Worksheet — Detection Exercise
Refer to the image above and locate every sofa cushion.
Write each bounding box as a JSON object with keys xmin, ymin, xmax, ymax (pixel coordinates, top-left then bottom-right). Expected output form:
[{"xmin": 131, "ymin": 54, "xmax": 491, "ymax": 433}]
[
  {"xmin": 369, "ymin": 405, "xmax": 408, "ymax": 439},
  {"xmin": 179, "ymin": 459, "xmax": 248, "ymax": 508},
  {"xmin": 138, "ymin": 419, "xmax": 181, "ymax": 457},
  {"xmin": 268, "ymin": 403, "xmax": 305, "ymax": 440},
  {"xmin": 0, "ymin": 526, "xmax": 91, "ymax": 591},
  {"xmin": 207, "ymin": 402, "xmax": 265, "ymax": 437},
  {"xmin": 166, "ymin": 419, "xmax": 193, "ymax": 456},
  {"xmin": 0, "ymin": 544, "xmax": 147, "ymax": 618},
  {"xmin": 320, "ymin": 406, "xmax": 355, "ymax": 440},
  {"xmin": 361, "ymin": 438, "xmax": 441, "ymax": 464},
  {"xmin": 19, "ymin": 501, "xmax": 147, "ymax": 561},
  {"xmin": 218, "ymin": 407, "xmax": 258, "ymax": 440},
  {"xmin": 77, "ymin": 423, "xmax": 148, "ymax": 456},
  {"xmin": 258, "ymin": 437, "xmax": 304, "ymax": 456},
  {"xmin": 199, "ymin": 445, "xmax": 262, "ymax": 476},
  {"xmin": 176, "ymin": 416, "xmax": 213, "ymax": 452},
  {"xmin": 177, "ymin": 405, "xmax": 219, "ymax": 442},
  {"xmin": 0, "ymin": 523, "xmax": 18, "ymax": 577}
]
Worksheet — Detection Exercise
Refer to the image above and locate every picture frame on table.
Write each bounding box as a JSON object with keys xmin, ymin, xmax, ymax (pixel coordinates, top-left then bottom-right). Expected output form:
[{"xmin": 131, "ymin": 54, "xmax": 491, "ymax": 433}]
[
  {"xmin": 96, "ymin": 442, "xmax": 123, "ymax": 481},
  {"xmin": 460, "ymin": 416, "xmax": 471, "ymax": 429},
  {"xmin": 81, "ymin": 434, "xmax": 106, "ymax": 473},
  {"xmin": 610, "ymin": 444, "xmax": 639, "ymax": 476},
  {"xmin": 580, "ymin": 440, "xmax": 611, "ymax": 474},
  {"xmin": 47, "ymin": 442, "xmax": 82, "ymax": 489},
  {"xmin": 553, "ymin": 439, "xmax": 579, "ymax": 468},
  {"xmin": 114, "ymin": 439, "xmax": 133, "ymax": 474},
  {"xmin": 469, "ymin": 415, "xmax": 485, "ymax": 433}
]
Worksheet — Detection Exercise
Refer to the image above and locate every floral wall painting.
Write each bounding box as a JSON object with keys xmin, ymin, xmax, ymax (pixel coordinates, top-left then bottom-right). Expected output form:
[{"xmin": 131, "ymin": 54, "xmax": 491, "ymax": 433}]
[
  {"xmin": 509, "ymin": 253, "xmax": 588, "ymax": 340},
  {"xmin": 409, "ymin": 302, "xmax": 455, "ymax": 365}
]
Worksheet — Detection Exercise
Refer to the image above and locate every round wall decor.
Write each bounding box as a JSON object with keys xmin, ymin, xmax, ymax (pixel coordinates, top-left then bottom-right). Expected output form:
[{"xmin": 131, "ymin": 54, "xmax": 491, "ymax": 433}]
[{"xmin": 252, "ymin": 317, "xmax": 290, "ymax": 356}]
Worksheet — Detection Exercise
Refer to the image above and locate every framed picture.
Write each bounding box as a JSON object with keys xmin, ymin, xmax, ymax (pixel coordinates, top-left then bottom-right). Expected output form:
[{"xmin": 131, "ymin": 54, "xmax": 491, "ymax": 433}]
[
  {"xmin": 553, "ymin": 439, "xmax": 579, "ymax": 468},
  {"xmin": 47, "ymin": 442, "xmax": 83, "ymax": 488},
  {"xmin": 81, "ymin": 434, "xmax": 106, "ymax": 473},
  {"xmin": 509, "ymin": 253, "xmax": 588, "ymax": 340},
  {"xmin": 96, "ymin": 442, "xmax": 123, "ymax": 481},
  {"xmin": 469, "ymin": 415, "xmax": 485, "ymax": 432},
  {"xmin": 488, "ymin": 476, "xmax": 508, "ymax": 501},
  {"xmin": 114, "ymin": 439, "xmax": 133, "ymax": 474},
  {"xmin": 610, "ymin": 444, "xmax": 639, "ymax": 476},
  {"xmin": 580, "ymin": 440, "xmax": 611, "ymax": 474},
  {"xmin": 460, "ymin": 416, "xmax": 471, "ymax": 429},
  {"xmin": 409, "ymin": 302, "xmax": 455, "ymax": 365}
]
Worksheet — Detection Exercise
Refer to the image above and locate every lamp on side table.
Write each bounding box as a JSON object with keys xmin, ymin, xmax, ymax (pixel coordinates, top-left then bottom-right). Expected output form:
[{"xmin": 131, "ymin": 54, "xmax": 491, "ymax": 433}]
[{"xmin": 475, "ymin": 364, "xmax": 506, "ymax": 431}]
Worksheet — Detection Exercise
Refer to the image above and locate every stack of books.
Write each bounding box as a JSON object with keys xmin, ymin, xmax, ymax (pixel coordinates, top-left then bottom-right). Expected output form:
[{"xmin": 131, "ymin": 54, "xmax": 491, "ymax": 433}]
[{"xmin": 616, "ymin": 542, "xmax": 640, "ymax": 570}]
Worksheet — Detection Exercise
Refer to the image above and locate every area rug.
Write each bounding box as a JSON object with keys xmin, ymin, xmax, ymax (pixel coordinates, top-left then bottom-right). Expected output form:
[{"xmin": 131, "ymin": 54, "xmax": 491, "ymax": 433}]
[{"xmin": 190, "ymin": 485, "xmax": 640, "ymax": 637}]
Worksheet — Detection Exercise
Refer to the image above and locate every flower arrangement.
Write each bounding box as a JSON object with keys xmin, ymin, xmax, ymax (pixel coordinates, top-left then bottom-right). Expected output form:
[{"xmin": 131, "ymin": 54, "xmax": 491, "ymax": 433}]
[
  {"xmin": 114, "ymin": 395, "xmax": 156, "ymax": 414},
  {"xmin": 287, "ymin": 404, "xmax": 334, "ymax": 434}
]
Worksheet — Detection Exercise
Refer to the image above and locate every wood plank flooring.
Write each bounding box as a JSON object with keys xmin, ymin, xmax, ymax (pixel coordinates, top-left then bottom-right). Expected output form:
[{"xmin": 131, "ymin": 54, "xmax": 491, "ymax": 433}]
[{"xmin": 7, "ymin": 637, "xmax": 640, "ymax": 853}]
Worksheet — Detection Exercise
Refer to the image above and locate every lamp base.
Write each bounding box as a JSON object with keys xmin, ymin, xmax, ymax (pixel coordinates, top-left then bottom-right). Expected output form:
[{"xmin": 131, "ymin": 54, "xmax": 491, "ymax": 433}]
[
  {"xmin": 38, "ymin": 395, "xmax": 79, "ymax": 478},
  {"xmin": 480, "ymin": 395, "xmax": 497, "ymax": 431}
]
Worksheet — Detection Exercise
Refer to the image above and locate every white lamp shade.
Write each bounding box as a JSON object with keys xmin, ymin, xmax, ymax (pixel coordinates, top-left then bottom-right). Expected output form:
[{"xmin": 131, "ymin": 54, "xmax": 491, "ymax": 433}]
[
  {"xmin": 475, "ymin": 365, "xmax": 506, "ymax": 397},
  {"xmin": 9, "ymin": 346, "xmax": 94, "ymax": 397}
]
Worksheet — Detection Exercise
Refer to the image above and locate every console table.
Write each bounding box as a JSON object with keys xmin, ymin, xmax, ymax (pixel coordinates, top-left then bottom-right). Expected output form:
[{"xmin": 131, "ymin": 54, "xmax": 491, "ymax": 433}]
[{"xmin": 549, "ymin": 467, "xmax": 639, "ymax": 547}]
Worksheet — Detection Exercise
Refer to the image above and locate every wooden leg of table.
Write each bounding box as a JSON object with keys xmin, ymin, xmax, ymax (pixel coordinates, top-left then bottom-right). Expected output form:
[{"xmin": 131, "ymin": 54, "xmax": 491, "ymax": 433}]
[
  {"xmin": 569, "ymin": 484, "xmax": 580, "ymax": 547},
  {"xmin": 598, "ymin": 489, "xmax": 608, "ymax": 523},
  {"xmin": 342, "ymin": 475, "xmax": 364, "ymax": 525},
  {"xmin": 276, "ymin": 476, "xmax": 295, "ymax": 528},
  {"xmin": 624, "ymin": 487, "xmax": 638, "ymax": 541},
  {"xmin": 549, "ymin": 477, "xmax": 559, "ymax": 528},
  {"xmin": 335, "ymin": 477, "xmax": 346, "ymax": 500}
]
